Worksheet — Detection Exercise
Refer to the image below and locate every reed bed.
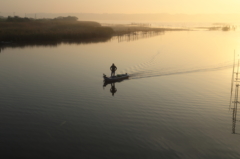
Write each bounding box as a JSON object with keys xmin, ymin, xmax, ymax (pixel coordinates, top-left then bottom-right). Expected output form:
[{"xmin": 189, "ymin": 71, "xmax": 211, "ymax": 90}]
[{"xmin": 0, "ymin": 21, "xmax": 114, "ymax": 42}]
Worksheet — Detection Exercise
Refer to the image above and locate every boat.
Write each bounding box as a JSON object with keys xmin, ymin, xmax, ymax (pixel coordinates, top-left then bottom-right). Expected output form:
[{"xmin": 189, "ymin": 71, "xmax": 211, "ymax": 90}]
[
  {"xmin": 103, "ymin": 79, "xmax": 123, "ymax": 87},
  {"xmin": 103, "ymin": 73, "xmax": 129, "ymax": 82}
]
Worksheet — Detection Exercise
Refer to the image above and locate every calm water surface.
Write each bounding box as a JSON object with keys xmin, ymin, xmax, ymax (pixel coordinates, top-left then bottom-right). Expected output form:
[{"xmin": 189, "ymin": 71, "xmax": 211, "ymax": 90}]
[{"xmin": 1, "ymin": 30, "xmax": 240, "ymax": 158}]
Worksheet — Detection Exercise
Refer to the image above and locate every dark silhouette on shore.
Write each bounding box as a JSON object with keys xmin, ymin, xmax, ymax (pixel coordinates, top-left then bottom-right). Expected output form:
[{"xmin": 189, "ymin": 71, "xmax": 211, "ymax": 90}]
[
  {"xmin": 0, "ymin": 16, "xmax": 114, "ymax": 43},
  {"xmin": 0, "ymin": 15, "xmax": 187, "ymax": 44},
  {"xmin": 6, "ymin": 15, "xmax": 79, "ymax": 22}
]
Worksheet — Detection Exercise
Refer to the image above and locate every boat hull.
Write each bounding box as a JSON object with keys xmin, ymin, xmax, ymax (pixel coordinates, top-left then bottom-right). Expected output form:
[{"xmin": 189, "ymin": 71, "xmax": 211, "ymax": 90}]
[{"xmin": 103, "ymin": 73, "xmax": 129, "ymax": 82}]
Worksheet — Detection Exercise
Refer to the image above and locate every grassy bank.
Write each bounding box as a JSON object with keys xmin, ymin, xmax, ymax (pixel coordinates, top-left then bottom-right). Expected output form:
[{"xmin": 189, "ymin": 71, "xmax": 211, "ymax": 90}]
[
  {"xmin": 0, "ymin": 16, "xmax": 192, "ymax": 43},
  {"xmin": 0, "ymin": 20, "xmax": 114, "ymax": 42},
  {"xmin": 104, "ymin": 24, "xmax": 189, "ymax": 36}
]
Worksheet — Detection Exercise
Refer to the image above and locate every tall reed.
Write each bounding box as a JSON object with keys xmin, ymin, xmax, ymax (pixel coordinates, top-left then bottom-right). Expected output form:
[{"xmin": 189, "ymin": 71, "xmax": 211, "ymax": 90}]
[{"xmin": 0, "ymin": 21, "xmax": 114, "ymax": 42}]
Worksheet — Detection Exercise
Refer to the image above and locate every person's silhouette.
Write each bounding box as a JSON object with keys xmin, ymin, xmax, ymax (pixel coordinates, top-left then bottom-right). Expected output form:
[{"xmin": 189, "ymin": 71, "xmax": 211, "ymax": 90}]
[
  {"xmin": 110, "ymin": 63, "xmax": 117, "ymax": 77},
  {"xmin": 110, "ymin": 83, "xmax": 117, "ymax": 96}
]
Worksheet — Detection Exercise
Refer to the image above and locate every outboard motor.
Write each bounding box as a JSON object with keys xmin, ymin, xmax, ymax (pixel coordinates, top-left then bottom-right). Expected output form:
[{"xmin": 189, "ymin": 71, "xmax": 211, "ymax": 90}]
[{"xmin": 103, "ymin": 74, "xmax": 107, "ymax": 80}]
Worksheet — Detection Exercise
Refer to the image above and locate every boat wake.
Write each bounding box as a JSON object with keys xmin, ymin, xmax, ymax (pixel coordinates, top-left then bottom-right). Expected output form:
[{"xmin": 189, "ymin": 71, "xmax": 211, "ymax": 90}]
[
  {"xmin": 119, "ymin": 52, "xmax": 160, "ymax": 74},
  {"xmin": 130, "ymin": 63, "xmax": 232, "ymax": 79},
  {"xmin": 119, "ymin": 52, "xmax": 233, "ymax": 80}
]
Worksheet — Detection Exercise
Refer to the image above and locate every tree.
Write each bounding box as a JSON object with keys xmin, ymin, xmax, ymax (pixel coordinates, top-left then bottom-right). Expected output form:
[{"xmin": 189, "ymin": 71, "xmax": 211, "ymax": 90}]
[{"xmin": 53, "ymin": 16, "xmax": 78, "ymax": 22}]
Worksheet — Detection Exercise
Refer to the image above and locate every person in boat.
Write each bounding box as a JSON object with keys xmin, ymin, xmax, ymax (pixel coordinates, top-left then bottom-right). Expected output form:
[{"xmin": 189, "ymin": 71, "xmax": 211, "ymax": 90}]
[
  {"xmin": 110, "ymin": 83, "xmax": 117, "ymax": 96},
  {"xmin": 110, "ymin": 63, "xmax": 117, "ymax": 77}
]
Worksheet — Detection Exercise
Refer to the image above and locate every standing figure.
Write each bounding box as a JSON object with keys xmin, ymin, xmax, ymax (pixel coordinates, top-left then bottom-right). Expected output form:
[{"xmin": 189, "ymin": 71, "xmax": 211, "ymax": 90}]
[{"xmin": 110, "ymin": 63, "xmax": 117, "ymax": 77}]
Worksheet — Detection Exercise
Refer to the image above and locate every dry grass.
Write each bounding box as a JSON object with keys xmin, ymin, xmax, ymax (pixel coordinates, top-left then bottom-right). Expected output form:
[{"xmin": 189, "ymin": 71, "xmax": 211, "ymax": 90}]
[{"xmin": 0, "ymin": 21, "xmax": 114, "ymax": 42}]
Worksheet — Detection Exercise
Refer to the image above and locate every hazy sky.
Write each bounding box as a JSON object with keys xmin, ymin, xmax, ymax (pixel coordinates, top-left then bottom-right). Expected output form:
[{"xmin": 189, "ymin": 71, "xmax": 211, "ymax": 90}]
[{"xmin": 1, "ymin": 0, "xmax": 240, "ymax": 14}]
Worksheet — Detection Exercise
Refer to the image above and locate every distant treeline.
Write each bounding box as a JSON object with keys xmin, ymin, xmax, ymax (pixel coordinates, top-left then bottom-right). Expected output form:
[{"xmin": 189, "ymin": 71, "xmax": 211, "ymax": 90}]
[
  {"xmin": 2, "ymin": 16, "xmax": 79, "ymax": 22},
  {"xmin": 0, "ymin": 16, "xmax": 114, "ymax": 42},
  {"xmin": 208, "ymin": 25, "xmax": 236, "ymax": 31}
]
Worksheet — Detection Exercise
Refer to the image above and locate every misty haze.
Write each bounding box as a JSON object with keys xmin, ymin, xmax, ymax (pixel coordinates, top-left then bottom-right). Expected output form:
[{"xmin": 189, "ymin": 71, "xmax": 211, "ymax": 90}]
[{"xmin": 1, "ymin": 0, "xmax": 240, "ymax": 159}]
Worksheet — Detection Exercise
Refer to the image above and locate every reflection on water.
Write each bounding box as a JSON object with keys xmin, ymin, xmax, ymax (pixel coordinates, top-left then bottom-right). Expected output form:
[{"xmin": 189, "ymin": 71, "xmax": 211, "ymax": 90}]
[
  {"xmin": 1, "ymin": 30, "xmax": 240, "ymax": 158},
  {"xmin": 116, "ymin": 31, "xmax": 164, "ymax": 43},
  {"xmin": 110, "ymin": 83, "xmax": 117, "ymax": 96},
  {"xmin": 0, "ymin": 37, "xmax": 112, "ymax": 50},
  {"xmin": 232, "ymin": 104, "xmax": 238, "ymax": 134},
  {"xmin": 0, "ymin": 31, "xmax": 164, "ymax": 51},
  {"xmin": 103, "ymin": 80, "xmax": 128, "ymax": 96},
  {"xmin": 230, "ymin": 54, "xmax": 240, "ymax": 135}
]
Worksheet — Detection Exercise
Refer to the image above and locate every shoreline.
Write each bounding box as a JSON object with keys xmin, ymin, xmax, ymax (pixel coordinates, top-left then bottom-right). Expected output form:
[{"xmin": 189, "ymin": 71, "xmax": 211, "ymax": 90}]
[{"xmin": 0, "ymin": 20, "xmax": 235, "ymax": 45}]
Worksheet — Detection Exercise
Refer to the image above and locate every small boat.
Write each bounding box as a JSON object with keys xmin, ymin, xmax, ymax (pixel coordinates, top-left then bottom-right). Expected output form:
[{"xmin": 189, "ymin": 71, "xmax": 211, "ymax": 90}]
[{"xmin": 103, "ymin": 73, "xmax": 129, "ymax": 82}]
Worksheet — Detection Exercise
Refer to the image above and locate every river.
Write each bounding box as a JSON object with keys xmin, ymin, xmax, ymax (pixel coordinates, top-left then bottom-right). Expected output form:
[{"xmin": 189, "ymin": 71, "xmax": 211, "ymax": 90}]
[{"xmin": 0, "ymin": 30, "xmax": 240, "ymax": 158}]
